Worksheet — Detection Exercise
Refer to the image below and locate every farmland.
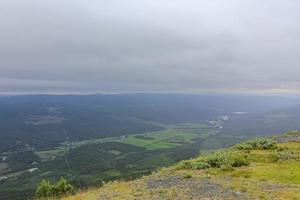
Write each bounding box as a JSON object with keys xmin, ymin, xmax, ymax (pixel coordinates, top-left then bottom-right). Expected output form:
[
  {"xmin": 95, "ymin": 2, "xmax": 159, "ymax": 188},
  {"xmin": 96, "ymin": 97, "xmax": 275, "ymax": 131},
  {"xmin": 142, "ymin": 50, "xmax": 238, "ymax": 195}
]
[{"xmin": 117, "ymin": 125, "xmax": 208, "ymax": 150}]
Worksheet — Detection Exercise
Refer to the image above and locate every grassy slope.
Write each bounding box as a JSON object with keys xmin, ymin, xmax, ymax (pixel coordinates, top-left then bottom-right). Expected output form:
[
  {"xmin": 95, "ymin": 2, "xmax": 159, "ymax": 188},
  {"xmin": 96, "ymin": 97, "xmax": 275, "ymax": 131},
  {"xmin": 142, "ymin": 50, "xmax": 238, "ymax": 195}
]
[{"xmin": 62, "ymin": 132, "xmax": 300, "ymax": 200}]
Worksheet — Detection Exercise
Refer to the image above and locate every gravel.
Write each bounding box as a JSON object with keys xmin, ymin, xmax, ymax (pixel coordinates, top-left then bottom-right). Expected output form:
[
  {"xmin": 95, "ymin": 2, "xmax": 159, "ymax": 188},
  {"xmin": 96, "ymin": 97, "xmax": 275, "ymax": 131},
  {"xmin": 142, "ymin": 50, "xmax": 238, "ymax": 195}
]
[
  {"xmin": 276, "ymin": 135, "xmax": 300, "ymax": 143},
  {"xmin": 147, "ymin": 175, "xmax": 251, "ymax": 200}
]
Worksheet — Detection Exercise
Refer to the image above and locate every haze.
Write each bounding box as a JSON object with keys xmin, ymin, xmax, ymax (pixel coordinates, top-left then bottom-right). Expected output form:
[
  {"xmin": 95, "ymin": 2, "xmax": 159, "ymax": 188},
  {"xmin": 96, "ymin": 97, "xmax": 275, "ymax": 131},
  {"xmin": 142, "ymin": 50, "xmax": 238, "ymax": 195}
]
[{"xmin": 1, "ymin": 0, "xmax": 300, "ymax": 94}]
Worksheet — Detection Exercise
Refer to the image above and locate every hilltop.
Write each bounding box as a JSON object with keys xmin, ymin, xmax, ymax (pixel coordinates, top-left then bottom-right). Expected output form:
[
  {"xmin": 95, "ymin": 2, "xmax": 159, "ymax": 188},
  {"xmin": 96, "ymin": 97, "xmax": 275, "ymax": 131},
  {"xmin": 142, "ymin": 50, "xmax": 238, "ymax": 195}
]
[{"xmin": 63, "ymin": 132, "xmax": 300, "ymax": 200}]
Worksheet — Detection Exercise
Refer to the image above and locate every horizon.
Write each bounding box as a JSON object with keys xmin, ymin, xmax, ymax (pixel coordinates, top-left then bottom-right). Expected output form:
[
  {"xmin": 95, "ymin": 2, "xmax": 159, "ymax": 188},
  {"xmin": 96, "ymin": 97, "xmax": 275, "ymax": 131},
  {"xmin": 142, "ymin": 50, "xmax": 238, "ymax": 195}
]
[{"xmin": 2, "ymin": 91, "xmax": 300, "ymax": 99}]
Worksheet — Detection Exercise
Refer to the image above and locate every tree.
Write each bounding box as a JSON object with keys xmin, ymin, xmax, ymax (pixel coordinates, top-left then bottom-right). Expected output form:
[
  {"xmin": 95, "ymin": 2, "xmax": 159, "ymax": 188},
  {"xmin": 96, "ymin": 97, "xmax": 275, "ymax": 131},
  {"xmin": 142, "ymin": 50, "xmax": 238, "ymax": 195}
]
[
  {"xmin": 35, "ymin": 177, "xmax": 74, "ymax": 198},
  {"xmin": 53, "ymin": 177, "xmax": 74, "ymax": 196},
  {"xmin": 35, "ymin": 179, "xmax": 53, "ymax": 198}
]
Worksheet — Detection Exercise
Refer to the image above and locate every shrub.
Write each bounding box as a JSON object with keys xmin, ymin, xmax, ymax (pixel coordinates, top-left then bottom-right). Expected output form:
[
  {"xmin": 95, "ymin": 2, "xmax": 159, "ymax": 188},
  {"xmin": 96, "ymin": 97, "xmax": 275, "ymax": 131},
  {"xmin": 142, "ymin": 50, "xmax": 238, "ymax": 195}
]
[
  {"xmin": 205, "ymin": 152, "xmax": 249, "ymax": 169},
  {"xmin": 192, "ymin": 160, "xmax": 211, "ymax": 169},
  {"xmin": 234, "ymin": 138, "xmax": 277, "ymax": 150},
  {"xmin": 176, "ymin": 152, "xmax": 249, "ymax": 170},
  {"xmin": 271, "ymin": 150, "xmax": 299, "ymax": 161},
  {"xmin": 35, "ymin": 179, "xmax": 53, "ymax": 198},
  {"xmin": 283, "ymin": 130, "xmax": 300, "ymax": 137},
  {"xmin": 35, "ymin": 177, "xmax": 74, "ymax": 198},
  {"xmin": 183, "ymin": 173, "xmax": 192, "ymax": 179},
  {"xmin": 176, "ymin": 160, "xmax": 193, "ymax": 169},
  {"xmin": 53, "ymin": 177, "xmax": 74, "ymax": 196},
  {"xmin": 176, "ymin": 159, "xmax": 210, "ymax": 170}
]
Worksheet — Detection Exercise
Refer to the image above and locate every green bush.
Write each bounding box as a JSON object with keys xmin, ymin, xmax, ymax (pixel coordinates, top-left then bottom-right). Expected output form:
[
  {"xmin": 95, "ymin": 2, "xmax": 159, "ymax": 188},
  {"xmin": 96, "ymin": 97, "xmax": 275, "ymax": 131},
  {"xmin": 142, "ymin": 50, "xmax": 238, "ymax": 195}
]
[
  {"xmin": 183, "ymin": 173, "xmax": 192, "ymax": 179},
  {"xmin": 234, "ymin": 138, "xmax": 277, "ymax": 150},
  {"xmin": 176, "ymin": 160, "xmax": 193, "ymax": 169},
  {"xmin": 35, "ymin": 179, "xmax": 53, "ymax": 198},
  {"xmin": 283, "ymin": 130, "xmax": 300, "ymax": 137},
  {"xmin": 53, "ymin": 178, "xmax": 74, "ymax": 196},
  {"xmin": 35, "ymin": 177, "xmax": 74, "ymax": 198},
  {"xmin": 176, "ymin": 159, "xmax": 210, "ymax": 170},
  {"xmin": 271, "ymin": 150, "xmax": 299, "ymax": 161},
  {"xmin": 205, "ymin": 152, "xmax": 249, "ymax": 169},
  {"xmin": 192, "ymin": 160, "xmax": 211, "ymax": 169},
  {"xmin": 176, "ymin": 151, "xmax": 249, "ymax": 170}
]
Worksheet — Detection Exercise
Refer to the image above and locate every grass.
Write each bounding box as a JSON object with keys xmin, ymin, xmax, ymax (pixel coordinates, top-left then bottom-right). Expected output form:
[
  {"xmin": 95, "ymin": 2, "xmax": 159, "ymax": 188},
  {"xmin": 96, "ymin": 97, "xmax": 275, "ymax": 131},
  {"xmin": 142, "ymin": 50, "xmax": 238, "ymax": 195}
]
[
  {"xmin": 63, "ymin": 180, "xmax": 146, "ymax": 200},
  {"xmin": 183, "ymin": 173, "xmax": 192, "ymax": 179},
  {"xmin": 36, "ymin": 148, "xmax": 65, "ymax": 161},
  {"xmin": 230, "ymin": 161, "xmax": 300, "ymax": 184},
  {"xmin": 137, "ymin": 155, "xmax": 174, "ymax": 167},
  {"xmin": 117, "ymin": 125, "xmax": 207, "ymax": 150},
  {"xmin": 117, "ymin": 135, "xmax": 178, "ymax": 150},
  {"xmin": 278, "ymin": 142, "xmax": 300, "ymax": 151},
  {"xmin": 104, "ymin": 170, "xmax": 121, "ymax": 177}
]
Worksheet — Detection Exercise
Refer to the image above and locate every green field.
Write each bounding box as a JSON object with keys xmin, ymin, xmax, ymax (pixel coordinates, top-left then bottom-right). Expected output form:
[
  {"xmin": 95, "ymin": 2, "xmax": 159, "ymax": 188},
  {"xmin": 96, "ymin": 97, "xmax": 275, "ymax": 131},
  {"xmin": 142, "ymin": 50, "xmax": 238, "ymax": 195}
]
[
  {"xmin": 37, "ymin": 123, "xmax": 213, "ymax": 154},
  {"xmin": 117, "ymin": 128, "xmax": 202, "ymax": 150}
]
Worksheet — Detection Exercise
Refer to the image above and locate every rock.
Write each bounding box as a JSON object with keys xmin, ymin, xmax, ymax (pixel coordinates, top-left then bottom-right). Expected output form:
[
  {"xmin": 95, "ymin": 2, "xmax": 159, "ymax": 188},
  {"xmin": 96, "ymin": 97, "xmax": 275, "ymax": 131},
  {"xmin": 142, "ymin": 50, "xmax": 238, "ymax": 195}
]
[{"xmin": 234, "ymin": 191, "xmax": 242, "ymax": 196}]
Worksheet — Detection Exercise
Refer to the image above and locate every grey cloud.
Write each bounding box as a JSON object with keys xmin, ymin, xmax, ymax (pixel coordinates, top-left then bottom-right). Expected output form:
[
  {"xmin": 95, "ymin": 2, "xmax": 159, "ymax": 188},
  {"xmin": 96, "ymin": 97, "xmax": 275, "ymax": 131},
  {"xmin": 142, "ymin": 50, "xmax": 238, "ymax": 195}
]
[{"xmin": 0, "ymin": 0, "xmax": 300, "ymax": 93}]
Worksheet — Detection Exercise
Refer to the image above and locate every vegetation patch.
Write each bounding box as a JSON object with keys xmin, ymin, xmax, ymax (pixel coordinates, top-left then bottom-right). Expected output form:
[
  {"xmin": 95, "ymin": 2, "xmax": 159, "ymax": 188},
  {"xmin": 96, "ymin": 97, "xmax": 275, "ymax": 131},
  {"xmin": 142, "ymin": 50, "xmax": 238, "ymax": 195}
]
[
  {"xmin": 117, "ymin": 128, "xmax": 202, "ymax": 150},
  {"xmin": 271, "ymin": 149, "xmax": 299, "ymax": 161},
  {"xmin": 233, "ymin": 138, "xmax": 277, "ymax": 150},
  {"xmin": 230, "ymin": 161, "xmax": 300, "ymax": 184},
  {"xmin": 176, "ymin": 151, "xmax": 249, "ymax": 170},
  {"xmin": 183, "ymin": 173, "xmax": 192, "ymax": 179},
  {"xmin": 35, "ymin": 177, "xmax": 74, "ymax": 199},
  {"xmin": 134, "ymin": 135, "xmax": 155, "ymax": 140}
]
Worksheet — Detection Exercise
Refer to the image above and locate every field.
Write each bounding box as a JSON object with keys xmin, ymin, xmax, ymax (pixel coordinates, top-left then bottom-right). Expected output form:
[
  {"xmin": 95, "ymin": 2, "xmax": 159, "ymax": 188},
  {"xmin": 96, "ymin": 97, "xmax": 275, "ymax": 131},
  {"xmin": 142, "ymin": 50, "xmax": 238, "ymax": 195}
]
[
  {"xmin": 117, "ymin": 126, "xmax": 205, "ymax": 150},
  {"xmin": 36, "ymin": 123, "xmax": 213, "ymax": 156}
]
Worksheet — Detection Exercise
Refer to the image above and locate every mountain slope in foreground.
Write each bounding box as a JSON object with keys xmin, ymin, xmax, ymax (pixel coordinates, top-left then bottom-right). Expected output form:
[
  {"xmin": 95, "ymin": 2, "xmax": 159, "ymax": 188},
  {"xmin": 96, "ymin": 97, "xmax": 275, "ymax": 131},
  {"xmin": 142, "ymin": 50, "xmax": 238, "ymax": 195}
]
[{"xmin": 63, "ymin": 132, "xmax": 300, "ymax": 200}]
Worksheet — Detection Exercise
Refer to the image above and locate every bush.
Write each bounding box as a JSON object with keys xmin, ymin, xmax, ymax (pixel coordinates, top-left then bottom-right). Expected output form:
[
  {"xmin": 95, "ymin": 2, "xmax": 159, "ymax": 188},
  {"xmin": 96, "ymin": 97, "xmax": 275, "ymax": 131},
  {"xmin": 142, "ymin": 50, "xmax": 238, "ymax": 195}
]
[
  {"xmin": 35, "ymin": 180, "xmax": 53, "ymax": 198},
  {"xmin": 35, "ymin": 177, "xmax": 74, "ymax": 198},
  {"xmin": 283, "ymin": 130, "xmax": 300, "ymax": 137},
  {"xmin": 205, "ymin": 152, "xmax": 249, "ymax": 169},
  {"xmin": 234, "ymin": 138, "xmax": 277, "ymax": 150},
  {"xmin": 176, "ymin": 152, "xmax": 249, "ymax": 170},
  {"xmin": 192, "ymin": 160, "xmax": 211, "ymax": 169},
  {"xmin": 53, "ymin": 178, "xmax": 74, "ymax": 196},
  {"xmin": 271, "ymin": 150, "xmax": 299, "ymax": 161},
  {"xmin": 183, "ymin": 173, "xmax": 192, "ymax": 179},
  {"xmin": 176, "ymin": 159, "xmax": 210, "ymax": 170}
]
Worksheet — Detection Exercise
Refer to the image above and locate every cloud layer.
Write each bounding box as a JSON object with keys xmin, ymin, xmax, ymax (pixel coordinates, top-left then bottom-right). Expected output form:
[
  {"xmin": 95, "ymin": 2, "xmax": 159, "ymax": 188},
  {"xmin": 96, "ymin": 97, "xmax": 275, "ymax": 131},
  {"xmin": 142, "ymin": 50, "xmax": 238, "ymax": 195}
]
[{"xmin": 1, "ymin": 0, "xmax": 300, "ymax": 93}]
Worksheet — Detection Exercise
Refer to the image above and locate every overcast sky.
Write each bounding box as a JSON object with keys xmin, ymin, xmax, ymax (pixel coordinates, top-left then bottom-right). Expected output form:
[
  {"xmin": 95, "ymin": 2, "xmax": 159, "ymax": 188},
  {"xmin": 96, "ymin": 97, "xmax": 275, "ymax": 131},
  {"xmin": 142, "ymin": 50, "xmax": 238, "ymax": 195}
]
[{"xmin": 0, "ymin": 0, "xmax": 300, "ymax": 94}]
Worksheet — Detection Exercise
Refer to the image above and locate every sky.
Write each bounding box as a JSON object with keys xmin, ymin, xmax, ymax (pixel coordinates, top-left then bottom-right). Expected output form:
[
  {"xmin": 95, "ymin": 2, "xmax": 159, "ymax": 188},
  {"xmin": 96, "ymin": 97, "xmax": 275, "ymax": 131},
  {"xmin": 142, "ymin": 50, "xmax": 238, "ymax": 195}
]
[{"xmin": 0, "ymin": 0, "xmax": 300, "ymax": 94}]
